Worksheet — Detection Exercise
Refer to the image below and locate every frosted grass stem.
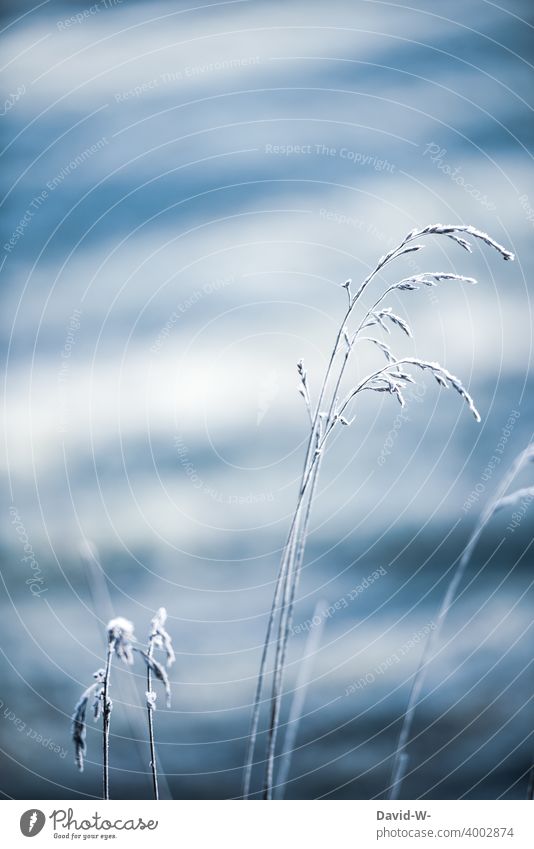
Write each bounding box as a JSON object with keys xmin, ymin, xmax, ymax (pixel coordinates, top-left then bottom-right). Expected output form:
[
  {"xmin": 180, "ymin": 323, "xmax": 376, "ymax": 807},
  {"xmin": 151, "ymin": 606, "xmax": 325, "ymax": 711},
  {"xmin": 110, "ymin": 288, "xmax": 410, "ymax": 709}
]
[
  {"xmin": 277, "ymin": 600, "xmax": 327, "ymax": 798},
  {"xmin": 102, "ymin": 637, "xmax": 115, "ymax": 800},
  {"xmin": 263, "ymin": 437, "xmax": 323, "ymax": 798},
  {"xmin": 527, "ymin": 762, "xmax": 534, "ymax": 800},
  {"xmin": 142, "ymin": 607, "xmax": 174, "ymax": 800},
  {"xmin": 242, "ymin": 430, "xmax": 323, "ymax": 797},
  {"xmin": 146, "ymin": 638, "xmax": 159, "ymax": 800}
]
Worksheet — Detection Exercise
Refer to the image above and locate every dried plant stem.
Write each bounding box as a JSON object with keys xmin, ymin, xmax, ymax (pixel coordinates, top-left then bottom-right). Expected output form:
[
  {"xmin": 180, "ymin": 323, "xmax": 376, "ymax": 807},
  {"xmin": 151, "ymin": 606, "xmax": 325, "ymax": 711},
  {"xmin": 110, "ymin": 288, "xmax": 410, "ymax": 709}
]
[
  {"xmin": 242, "ymin": 428, "xmax": 325, "ymax": 798},
  {"xmin": 527, "ymin": 762, "xmax": 534, "ymax": 800},
  {"xmin": 277, "ymin": 599, "xmax": 327, "ymax": 798},
  {"xmin": 102, "ymin": 638, "xmax": 115, "ymax": 800},
  {"xmin": 244, "ymin": 418, "xmax": 323, "ymax": 798},
  {"xmin": 388, "ymin": 443, "xmax": 533, "ymax": 800},
  {"xmin": 242, "ymin": 487, "xmax": 310, "ymax": 797},
  {"xmin": 146, "ymin": 641, "xmax": 159, "ymax": 800},
  {"xmin": 263, "ymin": 516, "xmax": 303, "ymax": 798},
  {"xmin": 263, "ymin": 448, "xmax": 322, "ymax": 798},
  {"xmin": 140, "ymin": 608, "xmax": 174, "ymax": 799}
]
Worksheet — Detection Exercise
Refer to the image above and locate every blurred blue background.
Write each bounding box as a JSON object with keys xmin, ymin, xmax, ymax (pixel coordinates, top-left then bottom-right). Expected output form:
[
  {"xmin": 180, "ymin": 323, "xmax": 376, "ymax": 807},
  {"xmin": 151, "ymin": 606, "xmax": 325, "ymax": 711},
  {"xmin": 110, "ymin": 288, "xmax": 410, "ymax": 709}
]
[{"xmin": 1, "ymin": 0, "xmax": 533, "ymax": 800}]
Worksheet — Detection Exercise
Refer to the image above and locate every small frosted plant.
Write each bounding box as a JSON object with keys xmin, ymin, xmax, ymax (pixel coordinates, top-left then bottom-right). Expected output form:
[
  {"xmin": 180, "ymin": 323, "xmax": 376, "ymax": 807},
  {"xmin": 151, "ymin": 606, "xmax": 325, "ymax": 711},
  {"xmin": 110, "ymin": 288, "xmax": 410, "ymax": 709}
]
[
  {"xmin": 72, "ymin": 610, "xmax": 173, "ymax": 799},
  {"xmin": 72, "ymin": 617, "xmax": 134, "ymax": 799},
  {"xmin": 389, "ymin": 441, "xmax": 534, "ymax": 800},
  {"xmin": 242, "ymin": 224, "xmax": 514, "ymax": 800}
]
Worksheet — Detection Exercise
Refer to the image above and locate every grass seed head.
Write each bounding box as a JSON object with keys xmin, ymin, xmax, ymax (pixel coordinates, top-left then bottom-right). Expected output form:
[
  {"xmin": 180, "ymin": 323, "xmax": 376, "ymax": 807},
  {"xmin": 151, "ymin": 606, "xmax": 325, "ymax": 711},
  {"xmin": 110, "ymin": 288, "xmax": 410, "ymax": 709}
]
[
  {"xmin": 150, "ymin": 607, "xmax": 175, "ymax": 667},
  {"xmin": 107, "ymin": 617, "xmax": 135, "ymax": 665},
  {"xmin": 138, "ymin": 650, "xmax": 171, "ymax": 708}
]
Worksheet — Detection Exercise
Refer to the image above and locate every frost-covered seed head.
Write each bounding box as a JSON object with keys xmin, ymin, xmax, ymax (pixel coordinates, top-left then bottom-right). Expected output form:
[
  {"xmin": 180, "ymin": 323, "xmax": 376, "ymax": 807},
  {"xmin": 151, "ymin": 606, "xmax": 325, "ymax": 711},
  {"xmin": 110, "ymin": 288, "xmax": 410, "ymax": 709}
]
[{"xmin": 107, "ymin": 617, "xmax": 135, "ymax": 665}]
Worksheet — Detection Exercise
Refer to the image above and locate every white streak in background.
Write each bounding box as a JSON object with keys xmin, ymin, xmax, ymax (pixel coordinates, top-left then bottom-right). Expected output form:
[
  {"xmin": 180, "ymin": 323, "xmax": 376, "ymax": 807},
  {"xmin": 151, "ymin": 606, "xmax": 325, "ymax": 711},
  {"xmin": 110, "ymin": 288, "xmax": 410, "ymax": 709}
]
[
  {"xmin": 2, "ymin": 184, "xmax": 525, "ymax": 340},
  {"xmin": 2, "ymin": 289, "xmax": 527, "ymax": 478},
  {"xmin": 1, "ymin": 0, "xmax": 524, "ymax": 180},
  {"xmin": 2, "ymin": 0, "xmax": 497, "ymax": 108},
  {"xmin": 256, "ymin": 368, "xmax": 279, "ymax": 425}
]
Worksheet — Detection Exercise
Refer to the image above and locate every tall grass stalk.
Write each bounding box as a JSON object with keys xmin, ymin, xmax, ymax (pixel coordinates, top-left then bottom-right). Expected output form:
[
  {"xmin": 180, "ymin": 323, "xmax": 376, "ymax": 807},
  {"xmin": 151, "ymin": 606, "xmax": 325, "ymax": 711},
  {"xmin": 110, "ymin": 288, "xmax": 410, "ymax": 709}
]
[
  {"xmin": 146, "ymin": 644, "xmax": 159, "ymax": 800},
  {"xmin": 389, "ymin": 441, "xmax": 533, "ymax": 800},
  {"xmin": 102, "ymin": 636, "xmax": 115, "ymax": 800},
  {"xmin": 276, "ymin": 599, "xmax": 327, "ymax": 798},
  {"xmin": 527, "ymin": 762, "xmax": 534, "ymax": 800},
  {"xmin": 102, "ymin": 617, "xmax": 134, "ymax": 799},
  {"xmin": 243, "ymin": 224, "xmax": 513, "ymax": 800},
  {"xmin": 143, "ymin": 607, "xmax": 175, "ymax": 800}
]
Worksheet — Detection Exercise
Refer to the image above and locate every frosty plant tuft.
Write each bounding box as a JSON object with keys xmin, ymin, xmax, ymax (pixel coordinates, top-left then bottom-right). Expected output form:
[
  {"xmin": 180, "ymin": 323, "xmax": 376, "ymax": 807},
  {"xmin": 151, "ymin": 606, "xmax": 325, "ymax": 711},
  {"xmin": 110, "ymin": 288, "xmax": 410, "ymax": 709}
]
[
  {"xmin": 72, "ymin": 610, "xmax": 174, "ymax": 800},
  {"xmin": 242, "ymin": 224, "xmax": 514, "ymax": 800}
]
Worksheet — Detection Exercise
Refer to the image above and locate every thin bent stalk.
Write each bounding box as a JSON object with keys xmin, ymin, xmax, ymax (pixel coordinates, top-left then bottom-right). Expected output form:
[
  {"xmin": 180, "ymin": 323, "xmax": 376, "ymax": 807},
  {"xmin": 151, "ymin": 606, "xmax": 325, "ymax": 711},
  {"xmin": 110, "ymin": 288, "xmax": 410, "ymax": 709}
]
[
  {"xmin": 242, "ymin": 407, "xmax": 328, "ymax": 798},
  {"xmin": 141, "ymin": 607, "xmax": 174, "ymax": 799},
  {"xmin": 527, "ymin": 761, "xmax": 534, "ymax": 800},
  {"xmin": 263, "ymin": 440, "xmax": 323, "ymax": 798},
  {"xmin": 146, "ymin": 640, "xmax": 159, "ymax": 800},
  {"xmin": 276, "ymin": 599, "xmax": 327, "ymax": 798},
  {"xmin": 262, "ymin": 511, "xmax": 306, "ymax": 798},
  {"xmin": 388, "ymin": 442, "xmax": 534, "ymax": 800},
  {"xmin": 102, "ymin": 638, "xmax": 115, "ymax": 800},
  {"xmin": 242, "ymin": 484, "xmax": 312, "ymax": 797}
]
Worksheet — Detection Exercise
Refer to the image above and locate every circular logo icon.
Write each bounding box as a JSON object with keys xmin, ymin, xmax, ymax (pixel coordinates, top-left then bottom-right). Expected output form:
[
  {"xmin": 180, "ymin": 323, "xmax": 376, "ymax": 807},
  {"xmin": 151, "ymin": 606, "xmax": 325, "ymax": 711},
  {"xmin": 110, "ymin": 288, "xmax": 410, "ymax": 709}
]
[{"xmin": 20, "ymin": 810, "xmax": 46, "ymax": 837}]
